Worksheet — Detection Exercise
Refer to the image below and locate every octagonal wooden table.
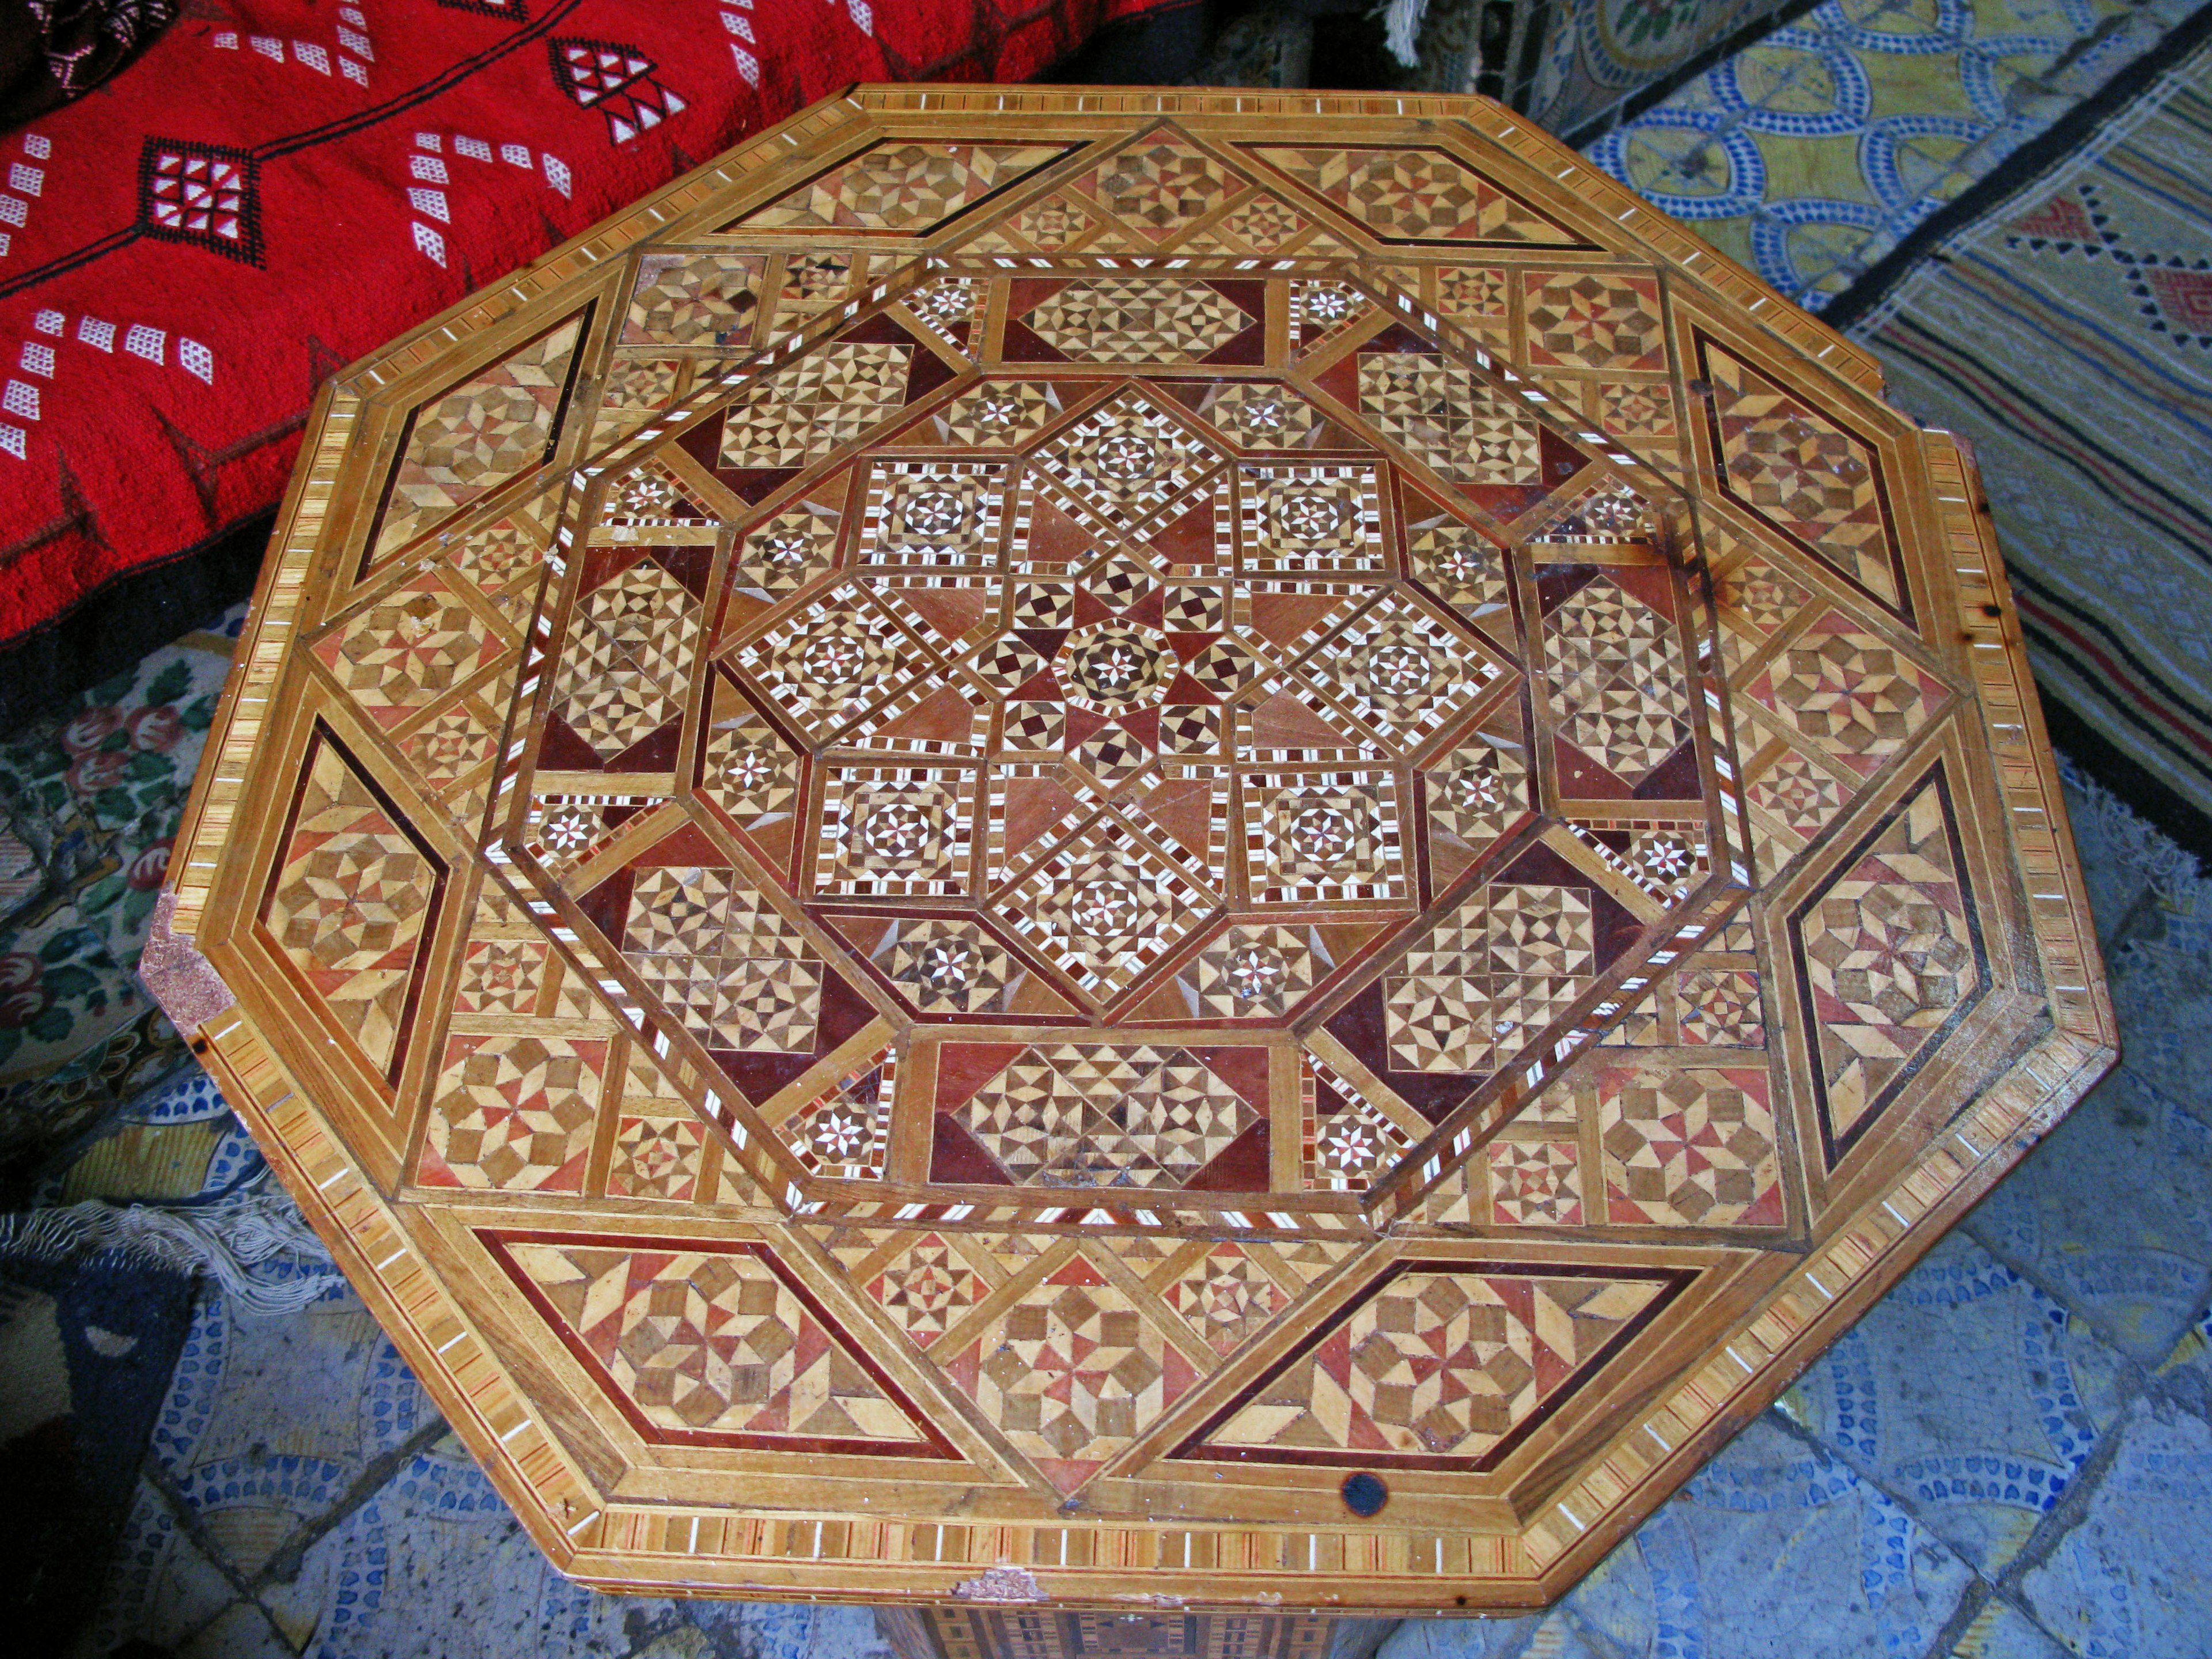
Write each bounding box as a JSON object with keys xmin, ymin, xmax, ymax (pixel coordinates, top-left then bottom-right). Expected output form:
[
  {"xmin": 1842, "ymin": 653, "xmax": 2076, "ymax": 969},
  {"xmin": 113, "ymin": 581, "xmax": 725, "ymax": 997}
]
[{"xmin": 154, "ymin": 85, "xmax": 2113, "ymax": 1621}]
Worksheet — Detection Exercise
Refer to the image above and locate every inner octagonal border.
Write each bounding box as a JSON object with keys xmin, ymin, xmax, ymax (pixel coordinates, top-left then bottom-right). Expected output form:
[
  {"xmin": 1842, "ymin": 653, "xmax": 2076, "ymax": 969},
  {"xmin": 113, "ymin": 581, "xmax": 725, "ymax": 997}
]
[{"xmin": 480, "ymin": 251, "xmax": 1753, "ymax": 1232}]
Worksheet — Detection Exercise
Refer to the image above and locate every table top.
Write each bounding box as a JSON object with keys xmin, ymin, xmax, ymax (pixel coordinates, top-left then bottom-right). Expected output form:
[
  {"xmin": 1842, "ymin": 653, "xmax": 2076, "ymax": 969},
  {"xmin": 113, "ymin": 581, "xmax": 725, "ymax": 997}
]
[{"xmin": 161, "ymin": 85, "xmax": 2112, "ymax": 1612}]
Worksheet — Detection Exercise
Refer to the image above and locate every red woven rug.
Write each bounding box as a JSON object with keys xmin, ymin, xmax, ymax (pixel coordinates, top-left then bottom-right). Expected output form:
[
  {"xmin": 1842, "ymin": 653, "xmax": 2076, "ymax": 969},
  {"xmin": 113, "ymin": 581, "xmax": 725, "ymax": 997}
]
[{"xmin": 0, "ymin": 0, "xmax": 1172, "ymax": 645}]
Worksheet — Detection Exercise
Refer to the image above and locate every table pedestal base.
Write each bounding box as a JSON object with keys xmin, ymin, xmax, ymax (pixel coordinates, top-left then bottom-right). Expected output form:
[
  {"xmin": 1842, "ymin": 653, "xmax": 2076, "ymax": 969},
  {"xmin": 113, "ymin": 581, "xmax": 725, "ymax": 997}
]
[{"xmin": 877, "ymin": 1607, "xmax": 1396, "ymax": 1659}]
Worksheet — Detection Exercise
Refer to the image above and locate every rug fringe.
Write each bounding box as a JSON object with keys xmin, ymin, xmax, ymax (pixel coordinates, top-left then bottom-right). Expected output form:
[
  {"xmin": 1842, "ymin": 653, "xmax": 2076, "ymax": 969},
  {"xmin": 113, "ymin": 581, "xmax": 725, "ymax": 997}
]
[
  {"xmin": 0, "ymin": 1184, "xmax": 336, "ymax": 1315},
  {"xmin": 2059, "ymin": 750, "xmax": 2207, "ymax": 902}
]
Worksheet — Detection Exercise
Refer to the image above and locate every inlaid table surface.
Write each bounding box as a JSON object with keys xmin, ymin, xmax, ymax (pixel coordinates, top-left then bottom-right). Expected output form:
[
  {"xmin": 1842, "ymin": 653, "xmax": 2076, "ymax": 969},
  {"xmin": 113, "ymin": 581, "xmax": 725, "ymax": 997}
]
[{"xmin": 159, "ymin": 86, "xmax": 2112, "ymax": 1613}]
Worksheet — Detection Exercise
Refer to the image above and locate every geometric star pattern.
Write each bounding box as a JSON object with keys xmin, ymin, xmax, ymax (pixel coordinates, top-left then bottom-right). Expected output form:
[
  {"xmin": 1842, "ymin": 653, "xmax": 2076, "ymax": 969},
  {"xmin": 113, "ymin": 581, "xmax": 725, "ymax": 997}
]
[
  {"xmin": 1744, "ymin": 611, "xmax": 1947, "ymax": 777},
  {"xmin": 1543, "ymin": 573, "xmax": 1692, "ymax": 783},
  {"xmin": 625, "ymin": 253, "xmax": 763, "ymax": 348},
  {"xmin": 1248, "ymin": 147, "xmax": 1582, "ymax": 244},
  {"xmin": 196, "ymin": 92, "xmax": 2101, "ymax": 1606},
  {"xmin": 779, "ymin": 1052, "xmax": 893, "ymax": 1180},
  {"xmin": 1191, "ymin": 1267, "xmax": 1671, "ymax": 1465},
  {"xmin": 1164, "ymin": 1244, "xmax": 1290, "ymax": 1355},
  {"xmin": 1487, "ymin": 1139, "xmax": 1584, "ymax": 1225},
  {"xmin": 620, "ymin": 865, "xmax": 822, "ymax": 1055},
  {"xmin": 370, "ymin": 314, "xmax": 584, "ymax": 561},
  {"xmin": 941, "ymin": 1253, "xmax": 1199, "ymax": 1494},
  {"xmin": 1024, "ymin": 277, "xmax": 1252, "ymax": 362},
  {"xmin": 1597, "ymin": 1063, "xmax": 1782, "ymax": 1227},
  {"xmin": 1794, "ymin": 767, "xmax": 1983, "ymax": 1162},
  {"xmin": 312, "ymin": 573, "xmax": 505, "ymax": 726},
  {"xmin": 1080, "ymin": 135, "xmax": 1236, "ymax": 238},
  {"xmin": 734, "ymin": 141, "xmax": 1069, "ymax": 232},
  {"xmin": 1359, "ymin": 354, "xmax": 1546, "ymax": 486},
  {"xmin": 1385, "ymin": 880, "xmax": 1598, "ymax": 1074},
  {"xmin": 953, "ymin": 1043, "xmax": 1260, "ymax": 1190},
  {"xmin": 718, "ymin": 343, "xmax": 914, "ymax": 468},
  {"xmin": 419, "ymin": 1033, "xmax": 605, "ymax": 1194},
  {"xmin": 262, "ymin": 732, "xmax": 442, "ymax": 1078},
  {"xmin": 607, "ymin": 1112, "xmax": 708, "ymax": 1202},
  {"xmin": 1304, "ymin": 1056, "xmax": 1418, "ymax": 1192},
  {"xmin": 552, "ymin": 559, "xmax": 702, "ymax": 757},
  {"xmin": 499, "ymin": 1239, "xmax": 936, "ymax": 1448},
  {"xmin": 1522, "ymin": 271, "xmax": 1664, "ymax": 370},
  {"xmin": 1705, "ymin": 339, "xmax": 1904, "ymax": 614},
  {"xmin": 866, "ymin": 1233, "xmax": 987, "ymax": 1348}
]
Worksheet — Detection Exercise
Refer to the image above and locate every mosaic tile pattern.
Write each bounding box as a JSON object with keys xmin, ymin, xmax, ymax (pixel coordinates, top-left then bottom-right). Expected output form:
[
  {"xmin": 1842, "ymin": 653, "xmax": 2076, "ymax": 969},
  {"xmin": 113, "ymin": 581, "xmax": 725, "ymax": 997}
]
[
  {"xmin": 419, "ymin": 1034, "xmax": 606, "ymax": 1193},
  {"xmin": 1249, "ymin": 146, "xmax": 1585, "ymax": 244},
  {"xmin": 1586, "ymin": 0, "xmax": 2198, "ymax": 308},
  {"xmin": 949, "ymin": 1043, "xmax": 1262, "ymax": 1189},
  {"xmin": 734, "ymin": 142, "xmax": 1070, "ymax": 233},
  {"xmin": 261, "ymin": 732, "xmax": 442, "ymax": 1080},
  {"xmin": 1187, "ymin": 1266, "xmax": 1677, "ymax": 1465},
  {"xmin": 941, "ymin": 1253, "xmax": 1199, "ymax": 1493},
  {"xmin": 620, "ymin": 863, "xmax": 824, "ymax": 1054},
  {"xmin": 1022, "ymin": 276, "xmax": 1254, "ymax": 361},
  {"xmin": 494, "ymin": 1237, "xmax": 938, "ymax": 1449},
  {"xmin": 1794, "ymin": 764, "xmax": 1983, "ymax": 1161},
  {"xmin": 717, "ymin": 342, "xmax": 914, "ymax": 467}
]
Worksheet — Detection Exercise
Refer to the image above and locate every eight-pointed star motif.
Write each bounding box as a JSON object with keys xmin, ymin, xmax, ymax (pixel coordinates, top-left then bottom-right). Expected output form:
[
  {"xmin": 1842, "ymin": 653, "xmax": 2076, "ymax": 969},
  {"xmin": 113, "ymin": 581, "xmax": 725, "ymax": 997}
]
[
  {"xmin": 623, "ymin": 338, "xmax": 1715, "ymax": 1054},
  {"xmin": 533, "ymin": 259, "xmax": 1726, "ymax": 1204}
]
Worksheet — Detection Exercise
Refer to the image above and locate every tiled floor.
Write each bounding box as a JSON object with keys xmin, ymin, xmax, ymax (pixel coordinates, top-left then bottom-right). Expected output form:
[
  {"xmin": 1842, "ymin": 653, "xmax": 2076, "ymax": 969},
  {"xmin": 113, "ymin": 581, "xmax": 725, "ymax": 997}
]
[{"xmin": 79, "ymin": 1103, "xmax": 896, "ymax": 1657}]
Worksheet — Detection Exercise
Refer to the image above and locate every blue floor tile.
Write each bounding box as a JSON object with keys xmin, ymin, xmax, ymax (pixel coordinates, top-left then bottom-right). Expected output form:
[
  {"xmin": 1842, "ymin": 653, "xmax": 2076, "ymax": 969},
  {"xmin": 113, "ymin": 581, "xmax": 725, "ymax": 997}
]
[
  {"xmin": 1379, "ymin": 1612, "xmax": 1576, "ymax": 1659},
  {"xmin": 2016, "ymin": 1402, "xmax": 2212, "ymax": 1656},
  {"xmin": 1781, "ymin": 1231, "xmax": 2128, "ymax": 1575},
  {"xmin": 272, "ymin": 1434, "xmax": 906, "ymax": 1658},
  {"xmin": 1965, "ymin": 1066, "xmax": 2212, "ymax": 1364},
  {"xmin": 1559, "ymin": 1415, "xmax": 1979, "ymax": 1658}
]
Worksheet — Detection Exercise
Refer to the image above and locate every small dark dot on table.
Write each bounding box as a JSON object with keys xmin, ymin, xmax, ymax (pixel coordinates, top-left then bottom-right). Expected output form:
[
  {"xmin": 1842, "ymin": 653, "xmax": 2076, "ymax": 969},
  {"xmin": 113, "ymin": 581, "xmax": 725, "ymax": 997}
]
[{"xmin": 1341, "ymin": 1472, "xmax": 1389, "ymax": 1516}]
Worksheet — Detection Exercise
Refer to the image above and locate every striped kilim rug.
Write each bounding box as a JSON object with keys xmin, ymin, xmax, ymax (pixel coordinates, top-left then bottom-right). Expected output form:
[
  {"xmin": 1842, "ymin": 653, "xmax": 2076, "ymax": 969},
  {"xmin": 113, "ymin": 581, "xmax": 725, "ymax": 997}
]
[{"xmin": 1839, "ymin": 14, "xmax": 2212, "ymax": 853}]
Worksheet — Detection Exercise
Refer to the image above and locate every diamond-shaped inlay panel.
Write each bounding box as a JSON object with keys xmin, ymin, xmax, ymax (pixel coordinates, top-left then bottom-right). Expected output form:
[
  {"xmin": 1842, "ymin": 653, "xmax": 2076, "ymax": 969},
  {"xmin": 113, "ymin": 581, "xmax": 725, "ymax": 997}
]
[
  {"xmin": 1248, "ymin": 146, "xmax": 1584, "ymax": 245},
  {"xmin": 489, "ymin": 1235, "xmax": 952, "ymax": 1453},
  {"xmin": 262, "ymin": 728, "xmax": 445, "ymax": 1080},
  {"xmin": 732, "ymin": 141, "xmax": 1070, "ymax": 232},
  {"xmin": 1020, "ymin": 277, "xmax": 1255, "ymax": 362},
  {"xmin": 1181, "ymin": 1263, "xmax": 1681, "ymax": 1467}
]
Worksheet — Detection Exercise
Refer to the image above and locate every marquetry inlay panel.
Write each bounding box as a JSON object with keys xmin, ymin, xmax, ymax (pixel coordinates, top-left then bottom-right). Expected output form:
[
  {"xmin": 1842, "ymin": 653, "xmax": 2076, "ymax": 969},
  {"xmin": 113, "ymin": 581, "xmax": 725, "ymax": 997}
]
[{"xmin": 166, "ymin": 86, "xmax": 2111, "ymax": 1613}]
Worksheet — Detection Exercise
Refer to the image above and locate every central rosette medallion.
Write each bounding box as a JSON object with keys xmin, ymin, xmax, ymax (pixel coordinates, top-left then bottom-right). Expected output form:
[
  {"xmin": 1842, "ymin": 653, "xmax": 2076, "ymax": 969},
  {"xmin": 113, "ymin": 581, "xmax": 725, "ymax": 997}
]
[{"xmin": 1056, "ymin": 621, "xmax": 1177, "ymax": 714}]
